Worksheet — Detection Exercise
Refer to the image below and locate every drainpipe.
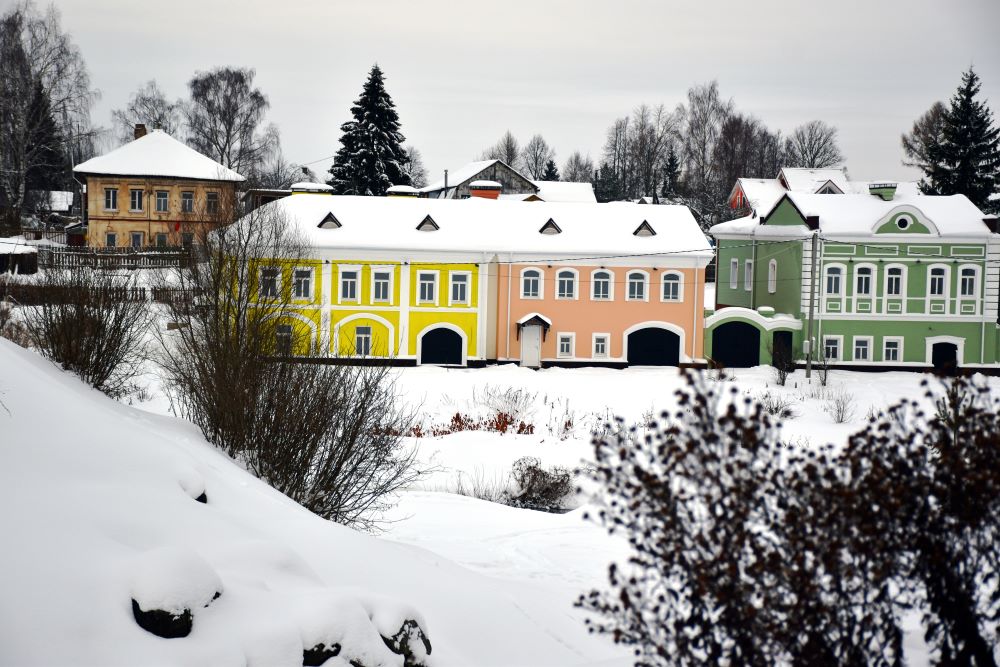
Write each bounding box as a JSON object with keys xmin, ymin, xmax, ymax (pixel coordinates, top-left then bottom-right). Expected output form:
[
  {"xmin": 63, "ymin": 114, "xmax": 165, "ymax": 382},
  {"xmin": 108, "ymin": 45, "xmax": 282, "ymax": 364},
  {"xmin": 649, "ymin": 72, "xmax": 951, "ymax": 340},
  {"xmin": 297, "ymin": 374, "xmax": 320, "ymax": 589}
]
[
  {"xmin": 749, "ymin": 236, "xmax": 758, "ymax": 309},
  {"xmin": 690, "ymin": 260, "xmax": 699, "ymax": 361},
  {"xmin": 805, "ymin": 231, "xmax": 819, "ymax": 379},
  {"xmin": 505, "ymin": 253, "xmax": 512, "ymax": 360}
]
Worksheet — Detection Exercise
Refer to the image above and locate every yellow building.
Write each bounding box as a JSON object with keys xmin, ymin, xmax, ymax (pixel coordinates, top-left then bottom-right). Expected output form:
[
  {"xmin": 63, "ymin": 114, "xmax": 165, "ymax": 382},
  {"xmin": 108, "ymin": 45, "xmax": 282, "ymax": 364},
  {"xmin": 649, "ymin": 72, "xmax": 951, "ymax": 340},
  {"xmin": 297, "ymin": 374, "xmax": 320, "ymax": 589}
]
[{"xmin": 73, "ymin": 125, "xmax": 244, "ymax": 248}]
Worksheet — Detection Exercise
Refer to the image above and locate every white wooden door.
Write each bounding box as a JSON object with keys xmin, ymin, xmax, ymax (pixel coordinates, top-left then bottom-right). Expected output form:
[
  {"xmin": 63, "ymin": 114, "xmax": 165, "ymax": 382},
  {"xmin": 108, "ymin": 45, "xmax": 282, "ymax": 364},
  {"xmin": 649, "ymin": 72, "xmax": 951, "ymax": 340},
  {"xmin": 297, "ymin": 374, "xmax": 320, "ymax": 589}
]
[{"xmin": 520, "ymin": 325, "xmax": 541, "ymax": 368}]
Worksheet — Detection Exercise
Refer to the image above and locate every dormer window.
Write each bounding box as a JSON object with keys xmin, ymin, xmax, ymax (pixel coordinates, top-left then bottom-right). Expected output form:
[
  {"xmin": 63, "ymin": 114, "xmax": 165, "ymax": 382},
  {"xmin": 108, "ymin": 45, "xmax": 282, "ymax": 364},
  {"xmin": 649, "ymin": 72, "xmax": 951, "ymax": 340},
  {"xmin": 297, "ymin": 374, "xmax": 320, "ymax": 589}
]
[
  {"xmin": 318, "ymin": 212, "xmax": 341, "ymax": 229},
  {"xmin": 539, "ymin": 219, "xmax": 562, "ymax": 235},
  {"xmin": 417, "ymin": 215, "xmax": 439, "ymax": 231},
  {"xmin": 633, "ymin": 221, "xmax": 656, "ymax": 237}
]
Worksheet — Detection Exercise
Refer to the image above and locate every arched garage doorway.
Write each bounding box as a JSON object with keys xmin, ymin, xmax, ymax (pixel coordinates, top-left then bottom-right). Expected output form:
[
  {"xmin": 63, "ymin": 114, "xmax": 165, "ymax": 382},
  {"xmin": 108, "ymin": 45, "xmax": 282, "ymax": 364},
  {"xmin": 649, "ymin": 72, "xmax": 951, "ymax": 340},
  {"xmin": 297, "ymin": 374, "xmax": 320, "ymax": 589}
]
[
  {"xmin": 419, "ymin": 327, "xmax": 465, "ymax": 366},
  {"xmin": 711, "ymin": 321, "xmax": 761, "ymax": 368},
  {"xmin": 626, "ymin": 327, "xmax": 680, "ymax": 366}
]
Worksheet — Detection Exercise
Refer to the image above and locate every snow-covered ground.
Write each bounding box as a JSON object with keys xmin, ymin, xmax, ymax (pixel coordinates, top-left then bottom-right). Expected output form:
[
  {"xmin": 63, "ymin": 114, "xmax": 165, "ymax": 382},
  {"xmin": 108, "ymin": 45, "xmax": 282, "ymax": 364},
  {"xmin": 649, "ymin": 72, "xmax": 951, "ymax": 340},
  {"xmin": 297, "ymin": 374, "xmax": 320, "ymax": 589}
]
[{"xmin": 4, "ymin": 334, "xmax": 997, "ymax": 665}]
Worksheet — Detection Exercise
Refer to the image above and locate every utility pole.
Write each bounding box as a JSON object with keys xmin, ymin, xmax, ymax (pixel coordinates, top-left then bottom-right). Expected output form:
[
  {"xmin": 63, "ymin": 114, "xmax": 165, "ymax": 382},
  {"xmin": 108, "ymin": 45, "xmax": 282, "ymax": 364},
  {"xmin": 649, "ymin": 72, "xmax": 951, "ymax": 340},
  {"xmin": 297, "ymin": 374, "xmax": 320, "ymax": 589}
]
[{"xmin": 805, "ymin": 231, "xmax": 818, "ymax": 379}]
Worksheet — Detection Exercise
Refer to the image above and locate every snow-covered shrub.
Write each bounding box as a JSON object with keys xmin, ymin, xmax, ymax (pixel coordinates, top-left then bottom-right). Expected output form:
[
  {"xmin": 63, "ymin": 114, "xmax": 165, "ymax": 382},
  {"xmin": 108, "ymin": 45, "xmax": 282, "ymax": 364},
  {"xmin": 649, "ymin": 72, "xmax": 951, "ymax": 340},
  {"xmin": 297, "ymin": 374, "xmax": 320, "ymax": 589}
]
[
  {"xmin": 506, "ymin": 456, "xmax": 573, "ymax": 511},
  {"xmin": 824, "ymin": 386, "xmax": 856, "ymax": 423},
  {"xmin": 578, "ymin": 372, "xmax": 904, "ymax": 666},
  {"xmin": 472, "ymin": 384, "xmax": 537, "ymax": 424},
  {"xmin": 22, "ymin": 269, "xmax": 152, "ymax": 398},
  {"xmin": 755, "ymin": 390, "xmax": 798, "ymax": 419},
  {"xmin": 129, "ymin": 547, "xmax": 222, "ymax": 639}
]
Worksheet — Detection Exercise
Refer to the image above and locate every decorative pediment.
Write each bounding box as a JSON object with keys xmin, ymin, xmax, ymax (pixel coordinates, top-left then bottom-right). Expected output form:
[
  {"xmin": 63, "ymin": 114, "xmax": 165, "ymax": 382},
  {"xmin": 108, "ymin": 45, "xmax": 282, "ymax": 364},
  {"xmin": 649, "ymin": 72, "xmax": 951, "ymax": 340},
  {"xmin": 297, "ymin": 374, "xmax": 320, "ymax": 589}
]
[
  {"xmin": 633, "ymin": 220, "xmax": 656, "ymax": 237},
  {"xmin": 873, "ymin": 206, "xmax": 937, "ymax": 235},
  {"xmin": 539, "ymin": 218, "xmax": 562, "ymax": 235},
  {"xmin": 416, "ymin": 215, "xmax": 439, "ymax": 231},
  {"xmin": 318, "ymin": 212, "xmax": 341, "ymax": 229}
]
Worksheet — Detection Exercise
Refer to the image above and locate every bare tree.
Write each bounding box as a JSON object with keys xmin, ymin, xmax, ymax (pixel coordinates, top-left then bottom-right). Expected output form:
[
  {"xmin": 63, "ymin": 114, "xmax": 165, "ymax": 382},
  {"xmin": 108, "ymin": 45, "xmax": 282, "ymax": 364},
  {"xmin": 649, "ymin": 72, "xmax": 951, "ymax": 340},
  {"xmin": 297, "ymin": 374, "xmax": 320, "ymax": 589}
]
[
  {"xmin": 402, "ymin": 145, "xmax": 428, "ymax": 188},
  {"xmin": 713, "ymin": 113, "xmax": 784, "ymax": 192},
  {"xmin": 562, "ymin": 151, "xmax": 594, "ymax": 182},
  {"xmin": 520, "ymin": 134, "xmax": 555, "ymax": 179},
  {"xmin": 23, "ymin": 268, "xmax": 152, "ymax": 399},
  {"xmin": 479, "ymin": 130, "xmax": 522, "ymax": 169},
  {"xmin": 0, "ymin": 2, "xmax": 97, "ymax": 229},
  {"xmin": 678, "ymin": 81, "xmax": 733, "ymax": 225},
  {"xmin": 111, "ymin": 79, "xmax": 184, "ymax": 144},
  {"xmin": 183, "ymin": 67, "xmax": 278, "ymax": 178},
  {"xmin": 157, "ymin": 203, "xmax": 421, "ymax": 530},
  {"xmin": 628, "ymin": 104, "xmax": 681, "ymax": 198},
  {"xmin": 901, "ymin": 101, "xmax": 947, "ymax": 175},
  {"xmin": 784, "ymin": 120, "xmax": 844, "ymax": 168}
]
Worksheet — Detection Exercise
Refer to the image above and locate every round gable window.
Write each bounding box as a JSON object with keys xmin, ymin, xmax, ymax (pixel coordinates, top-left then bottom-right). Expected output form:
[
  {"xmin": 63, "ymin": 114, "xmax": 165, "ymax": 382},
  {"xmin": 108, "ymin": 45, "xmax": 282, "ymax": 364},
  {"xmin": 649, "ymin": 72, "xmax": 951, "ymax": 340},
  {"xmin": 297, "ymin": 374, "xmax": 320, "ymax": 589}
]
[{"xmin": 896, "ymin": 215, "xmax": 911, "ymax": 230}]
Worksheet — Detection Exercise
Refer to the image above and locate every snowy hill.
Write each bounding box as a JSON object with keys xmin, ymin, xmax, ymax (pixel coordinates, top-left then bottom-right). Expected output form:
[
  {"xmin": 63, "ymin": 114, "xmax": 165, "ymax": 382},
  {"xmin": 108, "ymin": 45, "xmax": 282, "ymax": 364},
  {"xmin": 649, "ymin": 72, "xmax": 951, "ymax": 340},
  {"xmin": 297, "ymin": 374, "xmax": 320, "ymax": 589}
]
[{"xmin": 0, "ymin": 339, "xmax": 621, "ymax": 666}]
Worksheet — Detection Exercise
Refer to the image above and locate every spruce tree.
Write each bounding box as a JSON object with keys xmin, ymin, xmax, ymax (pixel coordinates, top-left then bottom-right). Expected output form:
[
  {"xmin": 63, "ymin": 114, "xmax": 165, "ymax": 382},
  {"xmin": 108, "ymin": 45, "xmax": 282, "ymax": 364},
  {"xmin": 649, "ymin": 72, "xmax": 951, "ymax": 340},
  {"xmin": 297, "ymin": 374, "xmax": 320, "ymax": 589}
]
[
  {"xmin": 25, "ymin": 80, "xmax": 66, "ymax": 192},
  {"xmin": 594, "ymin": 163, "xmax": 621, "ymax": 203},
  {"xmin": 923, "ymin": 68, "xmax": 1000, "ymax": 211},
  {"xmin": 541, "ymin": 159, "xmax": 559, "ymax": 181},
  {"xmin": 327, "ymin": 65, "xmax": 410, "ymax": 196},
  {"xmin": 660, "ymin": 145, "xmax": 681, "ymax": 199}
]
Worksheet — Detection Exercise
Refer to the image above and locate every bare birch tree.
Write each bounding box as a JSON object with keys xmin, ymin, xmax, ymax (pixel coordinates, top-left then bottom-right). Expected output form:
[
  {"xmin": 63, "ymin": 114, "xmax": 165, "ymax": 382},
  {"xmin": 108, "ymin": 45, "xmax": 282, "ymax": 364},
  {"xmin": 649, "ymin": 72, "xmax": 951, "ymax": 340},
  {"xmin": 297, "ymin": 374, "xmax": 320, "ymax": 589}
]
[
  {"xmin": 111, "ymin": 79, "xmax": 184, "ymax": 144},
  {"xmin": 520, "ymin": 134, "xmax": 555, "ymax": 179},
  {"xmin": 562, "ymin": 151, "xmax": 595, "ymax": 183},
  {"xmin": 479, "ymin": 130, "xmax": 522, "ymax": 169},
  {"xmin": 784, "ymin": 120, "xmax": 844, "ymax": 168}
]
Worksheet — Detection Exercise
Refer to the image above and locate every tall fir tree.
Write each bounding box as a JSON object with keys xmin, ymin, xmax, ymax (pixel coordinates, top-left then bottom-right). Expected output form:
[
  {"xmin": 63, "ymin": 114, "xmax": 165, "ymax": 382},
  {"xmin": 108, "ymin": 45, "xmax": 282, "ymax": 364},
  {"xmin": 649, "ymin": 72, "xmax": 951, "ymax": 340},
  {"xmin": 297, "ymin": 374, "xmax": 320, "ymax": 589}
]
[
  {"xmin": 660, "ymin": 145, "xmax": 681, "ymax": 199},
  {"xmin": 922, "ymin": 68, "xmax": 1000, "ymax": 212},
  {"xmin": 25, "ymin": 80, "xmax": 66, "ymax": 192},
  {"xmin": 541, "ymin": 159, "xmax": 559, "ymax": 181},
  {"xmin": 327, "ymin": 64, "xmax": 410, "ymax": 196},
  {"xmin": 593, "ymin": 163, "xmax": 621, "ymax": 203}
]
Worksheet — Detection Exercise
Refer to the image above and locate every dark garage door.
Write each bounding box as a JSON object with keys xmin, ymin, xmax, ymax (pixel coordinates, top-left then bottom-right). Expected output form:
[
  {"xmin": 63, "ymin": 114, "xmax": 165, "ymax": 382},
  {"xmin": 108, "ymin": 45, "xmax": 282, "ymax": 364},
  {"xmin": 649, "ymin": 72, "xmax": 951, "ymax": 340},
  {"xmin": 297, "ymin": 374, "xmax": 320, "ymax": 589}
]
[
  {"xmin": 711, "ymin": 321, "xmax": 761, "ymax": 368},
  {"xmin": 420, "ymin": 328, "xmax": 464, "ymax": 365},
  {"xmin": 626, "ymin": 327, "xmax": 680, "ymax": 366},
  {"xmin": 931, "ymin": 342, "xmax": 958, "ymax": 375}
]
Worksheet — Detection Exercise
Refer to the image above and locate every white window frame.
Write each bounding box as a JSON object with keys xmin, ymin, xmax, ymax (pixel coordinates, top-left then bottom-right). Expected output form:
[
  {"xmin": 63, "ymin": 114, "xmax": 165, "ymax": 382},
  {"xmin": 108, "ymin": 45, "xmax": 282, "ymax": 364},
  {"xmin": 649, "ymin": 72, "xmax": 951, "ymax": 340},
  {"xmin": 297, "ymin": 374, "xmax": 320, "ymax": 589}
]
[
  {"xmin": 882, "ymin": 336, "xmax": 903, "ymax": 362},
  {"xmin": 130, "ymin": 231, "xmax": 143, "ymax": 248},
  {"xmin": 259, "ymin": 266, "xmax": 280, "ymax": 299},
  {"xmin": 104, "ymin": 188, "xmax": 117, "ymax": 211},
  {"xmin": 854, "ymin": 263, "xmax": 876, "ymax": 297},
  {"xmin": 339, "ymin": 265, "xmax": 361, "ymax": 304},
  {"xmin": 884, "ymin": 264, "xmax": 906, "ymax": 297},
  {"xmin": 822, "ymin": 335, "xmax": 843, "ymax": 362},
  {"xmin": 744, "ymin": 260, "xmax": 753, "ymax": 292},
  {"xmin": 155, "ymin": 190, "xmax": 168, "ymax": 213},
  {"xmin": 626, "ymin": 270, "xmax": 649, "ymax": 302},
  {"xmin": 371, "ymin": 266, "xmax": 393, "ymax": 304},
  {"xmin": 354, "ymin": 325, "xmax": 372, "ymax": 356},
  {"xmin": 449, "ymin": 271, "xmax": 471, "ymax": 306},
  {"xmin": 729, "ymin": 258, "xmax": 739, "ymax": 289},
  {"xmin": 557, "ymin": 332, "xmax": 575, "ymax": 359},
  {"xmin": 852, "ymin": 335, "xmax": 873, "ymax": 362},
  {"xmin": 661, "ymin": 271, "xmax": 683, "ymax": 302},
  {"xmin": 591, "ymin": 269, "xmax": 613, "ymax": 301},
  {"xmin": 291, "ymin": 267, "xmax": 313, "ymax": 300},
  {"xmin": 417, "ymin": 270, "xmax": 439, "ymax": 305},
  {"xmin": 592, "ymin": 333, "xmax": 610, "ymax": 359},
  {"xmin": 155, "ymin": 232, "xmax": 167, "ymax": 248},
  {"xmin": 181, "ymin": 190, "xmax": 194, "ymax": 213},
  {"xmin": 824, "ymin": 263, "xmax": 845, "ymax": 296},
  {"xmin": 105, "ymin": 232, "xmax": 117, "ymax": 247},
  {"xmin": 767, "ymin": 259, "xmax": 777, "ymax": 294},
  {"xmin": 129, "ymin": 188, "xmax": 143, "ymax": 212},
  {"xmin": 927, "ymin": 264, "xmax": 949, "ymax": 299},
  {"xmin": 520, "ymin": 267, "xmax": 543, "ymax": 299},
  {"xmin": 556, "ymin": 268, "xmax": 578, "ymax": 300},
  {"xmin": 206, "ymin": 191, "xmax": 219, "ymax": 214},
  {"xmin": 958, "ymin": 264, "xmax": 979, "ymax": 298}
]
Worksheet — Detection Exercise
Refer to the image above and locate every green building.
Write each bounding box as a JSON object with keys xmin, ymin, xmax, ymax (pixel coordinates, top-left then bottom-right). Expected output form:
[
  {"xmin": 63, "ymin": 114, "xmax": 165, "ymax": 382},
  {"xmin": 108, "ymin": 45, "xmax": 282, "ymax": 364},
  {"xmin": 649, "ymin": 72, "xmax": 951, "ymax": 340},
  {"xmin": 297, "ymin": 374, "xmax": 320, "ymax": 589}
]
[{"xmin": 706, "ymin": 184, "xmax": 1000, "ymax": 371}]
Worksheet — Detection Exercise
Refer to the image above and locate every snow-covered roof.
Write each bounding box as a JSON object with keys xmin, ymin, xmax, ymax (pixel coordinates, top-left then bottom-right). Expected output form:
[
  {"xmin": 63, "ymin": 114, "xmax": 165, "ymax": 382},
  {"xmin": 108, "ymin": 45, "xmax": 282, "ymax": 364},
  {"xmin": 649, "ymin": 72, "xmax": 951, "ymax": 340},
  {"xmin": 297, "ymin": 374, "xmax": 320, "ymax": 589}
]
[
  {"xmin": 243, "ymin": 195, "xmax": 713, "ymax": 261},
  {"xmin": 517, "ymin": 312, "xmax": 552, "ymax": 327},
  {"xmin": 469, "ymin": 180, "xmax": 502, "ymax": 188},
  {"xmin": 0, "ymin": 236, "xmax": 38, "ymax": 254},
  {"xmin": 290, "ymin": 182, "xmax": 332, "ymax": 193},
  {"xmin": 421, "ymin": 160, "xmax": 501, "ymax": 193},
  {"xmin": 531, "ymin": 181, "xmax": 597, "ymax": 204},
  {"xmin": 711, "ymin": 193, "xmax": 991, "ymax": 238},
  {"xmin": 733, "ymin": 178, "xmax": 786, "ymax": 213},
  {"xmin": 73, "ymin": 130, "xmax": 245, "ymax": 182},
  {"xmin": 386, "ymin": 184, "xmax": 419, "ymax": 194},
  {"xmin": 779, "ymin": 168, "xmax": 849, "ymax": 194},
  {"xmin": 847, "ymin": 181, "xmax": 922, "ymax": 198}
]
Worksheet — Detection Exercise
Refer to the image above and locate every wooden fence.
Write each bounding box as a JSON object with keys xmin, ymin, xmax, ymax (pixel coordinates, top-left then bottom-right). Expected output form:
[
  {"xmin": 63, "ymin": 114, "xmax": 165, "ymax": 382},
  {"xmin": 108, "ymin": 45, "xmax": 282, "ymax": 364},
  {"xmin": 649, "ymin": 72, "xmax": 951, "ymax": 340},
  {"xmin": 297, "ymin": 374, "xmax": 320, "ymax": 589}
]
[
  {"xmin": 0, "ymin": 282, "xmax": 197, "ymax": 306},
  {"xmin": 37, "ymin": 246, "xmax": 192, "ymax": 270}
]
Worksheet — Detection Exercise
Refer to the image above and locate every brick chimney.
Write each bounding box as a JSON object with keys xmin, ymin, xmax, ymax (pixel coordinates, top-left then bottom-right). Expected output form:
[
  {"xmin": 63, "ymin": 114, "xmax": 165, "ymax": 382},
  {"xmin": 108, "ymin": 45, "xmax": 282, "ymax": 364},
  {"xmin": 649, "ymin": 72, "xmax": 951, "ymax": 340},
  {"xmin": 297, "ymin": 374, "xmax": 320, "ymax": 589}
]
[{"xmin": 134, "ymin": 124, "xmax": 147, "ymax": 140}]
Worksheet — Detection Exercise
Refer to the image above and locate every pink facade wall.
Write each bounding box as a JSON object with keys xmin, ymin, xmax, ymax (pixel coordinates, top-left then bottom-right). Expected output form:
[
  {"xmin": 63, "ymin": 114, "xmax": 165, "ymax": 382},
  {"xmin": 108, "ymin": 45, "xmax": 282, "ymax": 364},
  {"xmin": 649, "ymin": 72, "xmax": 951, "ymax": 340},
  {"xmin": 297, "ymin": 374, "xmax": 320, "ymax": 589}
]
[{"xmin": 495, "ymin": 263, "xmax": 706, "ymax": 363}]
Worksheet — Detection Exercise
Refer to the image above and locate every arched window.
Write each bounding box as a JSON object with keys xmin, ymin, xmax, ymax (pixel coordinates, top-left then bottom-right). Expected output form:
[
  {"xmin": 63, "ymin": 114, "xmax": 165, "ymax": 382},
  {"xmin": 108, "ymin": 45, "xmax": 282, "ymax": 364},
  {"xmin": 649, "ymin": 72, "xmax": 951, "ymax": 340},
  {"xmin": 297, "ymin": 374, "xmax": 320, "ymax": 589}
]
[
  {"xmin": 855, "ymin": 265, "xmax": 874, "ymax": 296},
  {"xmin": 885, "ymin": 265, "xmax": 905, "ymax": 296},
  {"xmin": 767, "ymin": 260, "xmax": 777, "ymax": 294},
  {"xmin": 929, "ymin": 265, "xmax": 948, "ymax": 297},
  {"xmin": 825, "ymin": 266, "xmax": 843, "ymax": 295},
  {"xmin": 662, "ymin": 273, "xmax": 682, "ymax": 301},
  {"xmin": 626, "ymin": 271, "xmax": 647, "ymax": 301},
  {"xmin": 521, "ymin": 269, "xmax": 541, "ymax": 298},
  {"xmin": 557, "ymin": 269, "xmax": 577, "ymax": 299},
  {"xmin": 959, "ymin": 266, "xmax": 978, "ymax": 297},
  {"xmin": 591, "ymin": 270, "xmax": 612, "ymax": 300}
]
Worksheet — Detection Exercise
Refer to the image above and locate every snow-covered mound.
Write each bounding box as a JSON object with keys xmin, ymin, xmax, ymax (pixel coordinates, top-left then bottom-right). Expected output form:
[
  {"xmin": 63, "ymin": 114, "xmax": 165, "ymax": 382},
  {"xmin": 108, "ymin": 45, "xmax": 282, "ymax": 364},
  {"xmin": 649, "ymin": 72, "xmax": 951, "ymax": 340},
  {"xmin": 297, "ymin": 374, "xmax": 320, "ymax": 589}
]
[{"xmin": 0, "ymin": 339, "xmax": 614, "ymax": 666}]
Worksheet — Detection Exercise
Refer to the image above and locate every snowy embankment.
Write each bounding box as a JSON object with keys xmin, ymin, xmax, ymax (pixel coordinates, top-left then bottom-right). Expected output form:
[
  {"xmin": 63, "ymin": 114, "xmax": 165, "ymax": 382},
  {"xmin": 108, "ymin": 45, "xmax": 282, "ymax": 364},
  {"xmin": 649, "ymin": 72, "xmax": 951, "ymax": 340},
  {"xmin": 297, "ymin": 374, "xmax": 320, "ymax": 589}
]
[{"xmin": 0, "ymin": 338, "xmax": 626, "ymax": 667}]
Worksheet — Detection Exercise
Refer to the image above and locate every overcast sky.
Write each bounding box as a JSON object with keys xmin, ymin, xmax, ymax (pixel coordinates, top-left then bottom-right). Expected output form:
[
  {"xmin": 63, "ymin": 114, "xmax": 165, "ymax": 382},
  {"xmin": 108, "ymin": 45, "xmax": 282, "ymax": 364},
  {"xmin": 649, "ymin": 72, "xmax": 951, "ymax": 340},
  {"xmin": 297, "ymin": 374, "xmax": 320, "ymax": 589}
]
[{"xmin": 57, "ymin": 0, "xmax": 1000, "ymax": 184}]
